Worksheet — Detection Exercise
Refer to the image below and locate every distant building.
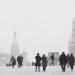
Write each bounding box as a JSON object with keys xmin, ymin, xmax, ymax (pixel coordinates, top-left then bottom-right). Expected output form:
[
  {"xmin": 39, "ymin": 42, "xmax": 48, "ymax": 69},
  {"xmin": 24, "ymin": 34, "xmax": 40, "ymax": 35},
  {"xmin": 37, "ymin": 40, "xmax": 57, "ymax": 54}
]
[
  {"xmin": 47, "ymin": 52, "xmax": 59, "ymax": 65},
  {"xmin": 11, "ymin": 32, "xmax": 20, "ymax": 57},
  {"xmin": 0, "ymin": 32, "xmax": 29, "ymax": 66},
  {"xmin": 69, "ymin": 17, "xmax": 75, "ymax": 57}
]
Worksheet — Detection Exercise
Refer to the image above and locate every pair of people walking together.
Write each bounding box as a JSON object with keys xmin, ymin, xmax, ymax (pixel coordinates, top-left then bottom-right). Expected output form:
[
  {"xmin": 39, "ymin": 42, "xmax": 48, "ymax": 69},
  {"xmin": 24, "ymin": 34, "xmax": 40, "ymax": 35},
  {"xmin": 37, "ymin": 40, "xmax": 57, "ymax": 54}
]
[
  {"xmin": 10, "ymin": 55, "xmax": 23, "ymax": 68},
  {"xmin": 35, "ymin": 53, "xmax": 48, "ymax": 72}
]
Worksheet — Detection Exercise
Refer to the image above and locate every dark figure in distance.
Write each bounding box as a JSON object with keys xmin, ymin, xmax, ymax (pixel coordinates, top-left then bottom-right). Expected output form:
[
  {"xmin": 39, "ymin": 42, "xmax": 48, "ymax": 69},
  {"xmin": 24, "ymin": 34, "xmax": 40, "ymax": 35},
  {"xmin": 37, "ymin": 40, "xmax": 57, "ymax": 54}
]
[
  {"xmin": 67, "ymin": 54, "xmax": 70, "ymax": 68},
  {"xmin": 35, "ymin": 53, "xmax": 41, "ymax": 72},
  {"xmin": 50, "ymin": 53, "xmax": 54, "ymax": 65},
  {"xmin": 10, "ymin": 56, "xmax": 16, "ymax": 68},
  {"xmin": 41, "ymin": 54, "xmax": 48, "ymax": 71},
  {"xmin": 59, "ymin": 52, "xmax": 67, "ymax": 72},
  {"xmin": 69, "ymin": 53, "xmax": 74, "ymax": 71},
  {"xmin": 17, "ymin": 55, "xmax": 23, "ymax": 68},
  {"xmin": 20, "ymin": 55, "xmax": 23, "ymax": 66}
]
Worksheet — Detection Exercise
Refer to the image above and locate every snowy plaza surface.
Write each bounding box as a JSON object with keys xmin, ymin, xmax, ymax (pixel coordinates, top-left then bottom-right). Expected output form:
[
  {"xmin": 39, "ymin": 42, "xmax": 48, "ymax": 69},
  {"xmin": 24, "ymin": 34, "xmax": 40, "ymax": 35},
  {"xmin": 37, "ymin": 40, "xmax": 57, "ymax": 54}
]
[{"xmin": 0, "ymin": 66, "xmax": 75, "ymax": 75}]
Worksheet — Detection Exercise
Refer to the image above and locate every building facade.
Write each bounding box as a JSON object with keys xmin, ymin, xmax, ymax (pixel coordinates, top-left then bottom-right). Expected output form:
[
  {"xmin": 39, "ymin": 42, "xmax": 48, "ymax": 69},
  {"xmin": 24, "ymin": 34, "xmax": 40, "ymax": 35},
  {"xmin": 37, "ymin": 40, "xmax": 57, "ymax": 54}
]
[{"xmin": 69, "ymin": 17, "xmax": 75, "ymax": 57}]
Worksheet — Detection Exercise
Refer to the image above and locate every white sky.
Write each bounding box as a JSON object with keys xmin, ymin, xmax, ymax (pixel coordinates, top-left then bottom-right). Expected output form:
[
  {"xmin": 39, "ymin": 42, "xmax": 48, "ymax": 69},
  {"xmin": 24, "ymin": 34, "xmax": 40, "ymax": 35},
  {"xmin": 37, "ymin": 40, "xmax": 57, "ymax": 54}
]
[{"xmin": 0, "ymin": 0, "xmax": 75, "ymax": 62}]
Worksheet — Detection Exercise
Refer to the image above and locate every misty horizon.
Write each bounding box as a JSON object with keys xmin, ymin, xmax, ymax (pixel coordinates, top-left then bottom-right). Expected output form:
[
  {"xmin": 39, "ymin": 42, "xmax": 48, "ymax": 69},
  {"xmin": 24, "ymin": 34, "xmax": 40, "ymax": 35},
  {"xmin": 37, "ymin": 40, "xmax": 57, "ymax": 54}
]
[{"xmin": 0, "ymin": 0, "xmax": 75, "ymax": 62}]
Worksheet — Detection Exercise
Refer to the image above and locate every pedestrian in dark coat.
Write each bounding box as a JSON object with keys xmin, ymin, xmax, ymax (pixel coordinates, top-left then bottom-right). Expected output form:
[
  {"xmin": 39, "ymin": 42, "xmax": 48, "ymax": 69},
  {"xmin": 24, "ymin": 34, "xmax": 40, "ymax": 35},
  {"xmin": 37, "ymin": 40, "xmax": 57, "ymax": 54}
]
[
  {"xmin": 59, "ymin": 52, "xmax": 67, "ymax": 72},
  {"xmin": 35, "ymin": 53, "xmax": 41, "ymax": 72},
  {"xmin": 20, "ymin": 55, "xmax": 23, "ymax": 66},
  {"xmin": 10, "ymin": 56, "xmax": 16, "ymax": 68},
  {"xmin": 42, "ymin": 54, "xmax": 48, "ymax": 71},
  {"xmin": 17, "ymin": 55, "xmax": 23, "ymax": 68},
  {"xmin": 69, "ymin": 54, "xmax": 74, "ymax": 71},
  {"xmin": 50, "ymin": 53, "xmax": 54, "ymax": 65},
  {"xmin": 17, "ymin": 55, "xmax": 20, "ymax": 68},
  {"xmin": 67, "ymin": 54, "xmax": 70, "ymax": 68}
]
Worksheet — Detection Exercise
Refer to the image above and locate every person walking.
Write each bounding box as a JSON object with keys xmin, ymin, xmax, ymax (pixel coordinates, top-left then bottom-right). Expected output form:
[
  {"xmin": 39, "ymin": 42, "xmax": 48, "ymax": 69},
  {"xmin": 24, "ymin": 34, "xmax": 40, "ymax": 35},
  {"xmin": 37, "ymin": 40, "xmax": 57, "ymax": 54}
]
[
  {"xmin": 67, "ymin": 54, "xmax": 70, "ymax": 68},
  {"xmin": 41, "ymin": 54, "xmax": 48, "ymax": 71},
  {"xmin": 69, "ymin": 53, "xmax": 74, "ymax": 71},
  {"xmin": 17, "ymin": 55, "xmax": 22, "ymax": 68},
  {"xmin": 10, "ymin": 56, "xmax": 16, "ymax": 68},
  {"xmin": 50, "ymin": 53, "xmax": 54, "ymax": 65},
  {"xmin": 35, "ymin": 53, "xmax": 41, "ymax": 72},
  {"xmin": 17, "ymin": 55, "xmax": 23, "ymax": 68},
  {"xmin": 20, "ymin": 55, "xmax": 23, "ymax": 66},
  {"xmin": 59, "ymin": 52, "xmax": 67, "ymax": 72}
]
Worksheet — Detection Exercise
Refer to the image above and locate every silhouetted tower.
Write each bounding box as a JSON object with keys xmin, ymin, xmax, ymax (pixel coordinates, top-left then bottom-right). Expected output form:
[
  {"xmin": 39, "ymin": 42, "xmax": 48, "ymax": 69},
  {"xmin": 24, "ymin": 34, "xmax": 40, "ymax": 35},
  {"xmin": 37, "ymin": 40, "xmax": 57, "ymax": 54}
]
[
  {"xmin": 69, "ymin": 17, "xmax": 75, "ymax": 57},
  {"xmin": 11, "ymin": 32, "xmax": 20, "ymax": 57}
]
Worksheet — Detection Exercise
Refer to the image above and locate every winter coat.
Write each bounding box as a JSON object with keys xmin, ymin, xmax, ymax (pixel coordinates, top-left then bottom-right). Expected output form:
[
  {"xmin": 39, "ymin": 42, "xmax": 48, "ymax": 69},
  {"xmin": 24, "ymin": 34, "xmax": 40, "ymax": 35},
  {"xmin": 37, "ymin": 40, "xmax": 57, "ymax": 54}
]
[
  {"xmin": 59, "ymin": 54, "xmax": 67, "ymax": 65},
  {"xmin": 17, "ymin": 56, "xmax": 20, "ymax": 62},
  {"xmin": 17, "ymin": 56, "xmax": 23, "ymax": 63},
  {"xmin": 67, "ymin": 55, "xmax": 70, "ymax": 63},
  {"xmin": 69, "ymin": 55, "xmax": 74, "ymax": 66},
  {"xmin": 10, "ymin": 56, "xmax": 16, "ymax": 66},
  {"xmin": 42, "ymin": 56, "xmax": 48, "ymax": 67},
  {"xmin": 35, "ymin": 56, "xmax": 41, "ymax": 66},
  {"xmin": 50, "ymin": 55, "xmax": 54, "ymax": 60}
]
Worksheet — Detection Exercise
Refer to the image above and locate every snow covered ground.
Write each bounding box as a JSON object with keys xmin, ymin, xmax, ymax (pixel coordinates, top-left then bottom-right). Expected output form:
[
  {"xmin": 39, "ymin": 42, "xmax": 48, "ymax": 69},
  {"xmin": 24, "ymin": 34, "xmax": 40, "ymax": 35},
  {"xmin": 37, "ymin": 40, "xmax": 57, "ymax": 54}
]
[{"xmin": 0, "ymin": 66, "xmax": 75, "ymax": 75}]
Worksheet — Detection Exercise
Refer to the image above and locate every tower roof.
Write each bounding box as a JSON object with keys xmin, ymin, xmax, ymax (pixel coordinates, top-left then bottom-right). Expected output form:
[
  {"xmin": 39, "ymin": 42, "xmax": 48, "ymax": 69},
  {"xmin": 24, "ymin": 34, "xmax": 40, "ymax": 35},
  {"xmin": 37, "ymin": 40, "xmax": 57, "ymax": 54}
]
[{"xmin": 11, "ymin": 32, "xmax": 20, "ymax": 56}]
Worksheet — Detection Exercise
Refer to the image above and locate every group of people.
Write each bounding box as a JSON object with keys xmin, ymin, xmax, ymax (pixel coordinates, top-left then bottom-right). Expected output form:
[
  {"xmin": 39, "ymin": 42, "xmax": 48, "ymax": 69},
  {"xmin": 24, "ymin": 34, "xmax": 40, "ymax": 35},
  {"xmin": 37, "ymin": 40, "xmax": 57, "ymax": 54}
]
[
  {"xmin": 10, "ymin": 55, "xmax": 23, "ymax": 68},
  {"xmin": 59, "ymin": 52, "xmax": 75, "ymax": 72},
  {"xmin": 35, "ymin": 52, "xmax": 75, "ymax": 72},
  {"xmin": 9, "ymin": 52, "xmax": 75, "ymax": 72}
]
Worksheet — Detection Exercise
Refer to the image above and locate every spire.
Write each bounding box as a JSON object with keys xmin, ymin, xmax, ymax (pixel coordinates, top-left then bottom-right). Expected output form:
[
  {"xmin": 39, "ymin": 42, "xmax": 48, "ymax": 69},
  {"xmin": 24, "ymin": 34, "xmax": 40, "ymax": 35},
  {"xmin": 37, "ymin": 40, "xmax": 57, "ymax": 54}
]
[
  {"xmin": 72, "ymin": 17, "xmax": 75, "ymax": 42},
  {"xmin": 14, "ymin": 32, "xmax": 16, "ymax": 39},
  {"xmin": 11, "ymin": 32, "xmax": 20, "ymax": 57},
  {"xmin": 68, "ymin": 16, "xmax": 75, "ymax": 57}
]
